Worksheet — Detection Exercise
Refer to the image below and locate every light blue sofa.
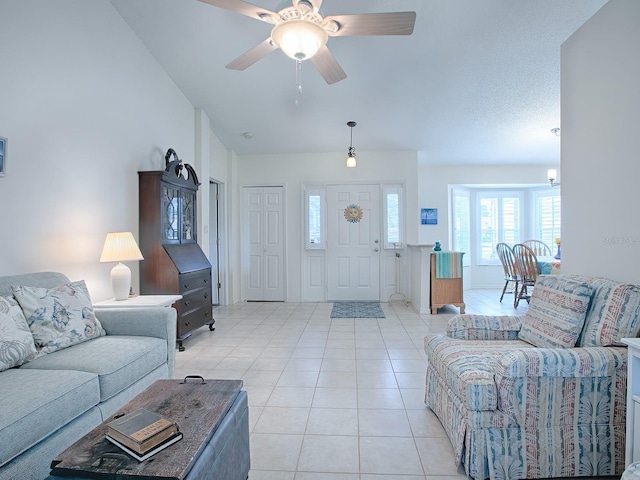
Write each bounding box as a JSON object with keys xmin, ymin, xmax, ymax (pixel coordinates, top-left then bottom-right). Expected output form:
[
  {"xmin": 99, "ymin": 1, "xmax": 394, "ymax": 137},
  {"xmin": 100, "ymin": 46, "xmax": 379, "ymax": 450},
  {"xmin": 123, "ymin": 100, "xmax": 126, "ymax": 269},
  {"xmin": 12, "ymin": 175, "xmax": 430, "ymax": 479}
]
[{"xmin": 0, "ymin": 272, "xmax": 177, "ymax": 480}]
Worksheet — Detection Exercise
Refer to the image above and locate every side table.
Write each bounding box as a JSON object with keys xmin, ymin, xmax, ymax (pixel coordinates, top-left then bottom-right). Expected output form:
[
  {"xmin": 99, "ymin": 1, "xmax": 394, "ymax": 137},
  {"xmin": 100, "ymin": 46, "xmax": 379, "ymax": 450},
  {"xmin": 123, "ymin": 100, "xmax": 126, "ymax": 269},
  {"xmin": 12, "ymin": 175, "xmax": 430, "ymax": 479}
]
[
  {"xmin": 94, "ymin": 295, "xmax": 182, "ymax": 308},
  {"xmin": 623, "ymin": 337, "xmax": 640, "ymax": 466}
]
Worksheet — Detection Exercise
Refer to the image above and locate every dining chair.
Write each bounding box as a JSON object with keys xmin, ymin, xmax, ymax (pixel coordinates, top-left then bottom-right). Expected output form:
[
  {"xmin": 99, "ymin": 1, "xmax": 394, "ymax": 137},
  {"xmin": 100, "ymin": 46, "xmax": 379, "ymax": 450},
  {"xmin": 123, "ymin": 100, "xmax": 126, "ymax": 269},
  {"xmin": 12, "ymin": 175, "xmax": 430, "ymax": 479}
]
[
  {"xmin": 522, "ymin": 239, "xmax": 552, "ymax": 256},
  {"xmin": 513, "ymin": 243, "xmax": 540, "ymax": 308},
  {"xmin": 496, "ymin": 243, "xmax": 520, "ymax": 303}
]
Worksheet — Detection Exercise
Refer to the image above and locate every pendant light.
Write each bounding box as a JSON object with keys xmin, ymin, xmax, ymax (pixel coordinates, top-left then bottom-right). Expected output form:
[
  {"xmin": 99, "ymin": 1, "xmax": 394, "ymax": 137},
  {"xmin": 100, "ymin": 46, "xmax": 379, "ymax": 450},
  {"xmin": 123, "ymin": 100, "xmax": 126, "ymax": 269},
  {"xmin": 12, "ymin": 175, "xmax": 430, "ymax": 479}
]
[{"xmin": 346, "ymin": 121, "xmax": 357, "ymax": 168}]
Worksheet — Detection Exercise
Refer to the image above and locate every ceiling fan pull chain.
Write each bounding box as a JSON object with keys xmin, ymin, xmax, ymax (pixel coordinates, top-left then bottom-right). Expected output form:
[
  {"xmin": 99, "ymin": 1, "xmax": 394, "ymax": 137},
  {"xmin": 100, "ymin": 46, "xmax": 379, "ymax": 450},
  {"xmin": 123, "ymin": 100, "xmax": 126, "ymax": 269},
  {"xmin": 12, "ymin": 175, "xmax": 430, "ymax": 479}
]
[{"xmin": 295, "ymin": 60, "xmax": 303, "ymax": 108}]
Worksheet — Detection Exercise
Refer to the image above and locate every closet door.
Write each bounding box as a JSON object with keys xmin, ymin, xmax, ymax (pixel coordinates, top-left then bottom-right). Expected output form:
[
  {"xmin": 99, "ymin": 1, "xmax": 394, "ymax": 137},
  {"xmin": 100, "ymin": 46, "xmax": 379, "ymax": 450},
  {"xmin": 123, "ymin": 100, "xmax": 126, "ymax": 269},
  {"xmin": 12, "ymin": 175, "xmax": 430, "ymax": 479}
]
[{"xmin": 242, "ymin": 186, "xmax": 285, "ymax": 301}]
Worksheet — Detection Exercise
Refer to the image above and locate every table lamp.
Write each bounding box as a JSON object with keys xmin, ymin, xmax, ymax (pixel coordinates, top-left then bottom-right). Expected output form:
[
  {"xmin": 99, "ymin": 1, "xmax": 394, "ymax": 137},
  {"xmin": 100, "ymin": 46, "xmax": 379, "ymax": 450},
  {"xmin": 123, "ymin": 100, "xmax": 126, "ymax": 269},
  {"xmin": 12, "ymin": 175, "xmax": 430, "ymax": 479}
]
[{"xmin": 100, "ymin": 232, "xmax": 144, "ymax": 300}]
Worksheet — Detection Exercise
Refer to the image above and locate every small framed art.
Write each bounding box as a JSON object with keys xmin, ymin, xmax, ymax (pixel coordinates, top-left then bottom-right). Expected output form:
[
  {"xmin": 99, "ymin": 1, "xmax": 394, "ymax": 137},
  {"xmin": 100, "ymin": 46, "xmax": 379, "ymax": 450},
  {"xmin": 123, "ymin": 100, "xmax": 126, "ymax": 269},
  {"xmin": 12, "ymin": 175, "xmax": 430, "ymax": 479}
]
[
  {"xmin": 421, "ymin": 208, "xmax": 437, "ymax": 225},
  {"xmin": 0, "ymin": 137, "xmax": 6, "ymax": 177}
]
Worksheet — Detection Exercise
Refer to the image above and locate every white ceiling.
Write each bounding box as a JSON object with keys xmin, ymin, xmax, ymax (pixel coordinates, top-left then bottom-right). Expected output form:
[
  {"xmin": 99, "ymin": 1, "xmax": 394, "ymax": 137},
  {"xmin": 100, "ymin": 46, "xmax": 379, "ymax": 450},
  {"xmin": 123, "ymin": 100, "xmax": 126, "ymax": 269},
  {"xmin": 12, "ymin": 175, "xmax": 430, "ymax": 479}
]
[{"xmin": 109, "ymin": 0, "xmax": 607, "ymax": 165}]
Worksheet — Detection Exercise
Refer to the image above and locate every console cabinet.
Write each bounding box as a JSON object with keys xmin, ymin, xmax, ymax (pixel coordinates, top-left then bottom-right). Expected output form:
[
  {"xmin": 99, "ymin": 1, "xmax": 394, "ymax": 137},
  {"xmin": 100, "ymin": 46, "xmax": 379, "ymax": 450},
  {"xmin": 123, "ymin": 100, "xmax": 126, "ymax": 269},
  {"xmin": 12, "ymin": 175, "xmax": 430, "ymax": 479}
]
[
  {"xmin": 138, "ymin": 159, "xmax": 214, "ymax": 351},
  {"xmin": 430, "ymin": 252, "xmax": 465, "ymax": 314}
]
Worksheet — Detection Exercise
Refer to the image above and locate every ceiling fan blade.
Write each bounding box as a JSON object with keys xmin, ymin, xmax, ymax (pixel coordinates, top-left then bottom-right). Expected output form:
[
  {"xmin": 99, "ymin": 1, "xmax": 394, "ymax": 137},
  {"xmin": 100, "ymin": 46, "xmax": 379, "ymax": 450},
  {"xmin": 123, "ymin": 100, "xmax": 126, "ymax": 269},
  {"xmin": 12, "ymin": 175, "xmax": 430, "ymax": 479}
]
[
  {"xmin": 197, "ymin": 0, "xmax": 277, "ymax": 23},
  {"xmin": 225, "ymin": 38, "xmax": 278, "ymax": 70},
  {"xmin": 324, "ymin": 12, "xmax": 416, "ymax": 36},
  {"xmin": 309, "ymin": 45, "xmax": 346, "ymax": 85}
]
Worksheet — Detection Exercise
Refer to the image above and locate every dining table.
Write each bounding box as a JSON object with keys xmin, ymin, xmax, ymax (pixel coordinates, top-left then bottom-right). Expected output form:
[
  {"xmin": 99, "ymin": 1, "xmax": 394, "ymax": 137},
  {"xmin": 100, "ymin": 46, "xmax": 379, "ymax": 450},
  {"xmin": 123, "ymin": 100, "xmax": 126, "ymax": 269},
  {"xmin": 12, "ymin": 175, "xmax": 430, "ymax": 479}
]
[{"xmin": 538, "ymin": 255, "xmax": 561, "ymax": 275}]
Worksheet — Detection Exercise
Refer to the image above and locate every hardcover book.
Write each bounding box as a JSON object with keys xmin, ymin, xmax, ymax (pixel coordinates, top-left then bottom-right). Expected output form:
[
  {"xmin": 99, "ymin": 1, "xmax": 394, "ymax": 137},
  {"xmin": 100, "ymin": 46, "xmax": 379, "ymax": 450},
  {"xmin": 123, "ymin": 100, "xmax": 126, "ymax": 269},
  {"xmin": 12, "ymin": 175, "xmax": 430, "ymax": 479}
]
[
  {"xmin": 106, "ymin": 408, "xmax": 179, "ymax": 454},
  {"xmin": 106, "ymin": 432, "xmax": 183, "ymax": 462}
]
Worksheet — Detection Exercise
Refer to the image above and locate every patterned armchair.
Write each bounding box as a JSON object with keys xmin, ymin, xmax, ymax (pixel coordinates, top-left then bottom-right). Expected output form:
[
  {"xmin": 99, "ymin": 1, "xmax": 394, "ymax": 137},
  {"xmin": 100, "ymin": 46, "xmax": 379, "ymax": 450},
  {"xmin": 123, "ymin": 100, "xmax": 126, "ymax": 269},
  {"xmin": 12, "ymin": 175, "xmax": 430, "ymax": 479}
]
[{"xmin": 425, "ymin": 274, "xmax": 640, "ymax": 480}]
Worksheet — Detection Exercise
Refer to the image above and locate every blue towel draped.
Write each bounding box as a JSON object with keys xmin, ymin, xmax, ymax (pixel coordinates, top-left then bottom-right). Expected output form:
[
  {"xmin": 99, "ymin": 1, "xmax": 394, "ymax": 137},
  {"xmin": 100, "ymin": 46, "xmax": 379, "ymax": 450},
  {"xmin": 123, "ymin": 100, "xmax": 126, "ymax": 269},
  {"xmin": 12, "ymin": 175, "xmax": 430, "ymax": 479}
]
[{"xmin": 434, "ymin": 251, "xmax": 465, "ymax": 278}]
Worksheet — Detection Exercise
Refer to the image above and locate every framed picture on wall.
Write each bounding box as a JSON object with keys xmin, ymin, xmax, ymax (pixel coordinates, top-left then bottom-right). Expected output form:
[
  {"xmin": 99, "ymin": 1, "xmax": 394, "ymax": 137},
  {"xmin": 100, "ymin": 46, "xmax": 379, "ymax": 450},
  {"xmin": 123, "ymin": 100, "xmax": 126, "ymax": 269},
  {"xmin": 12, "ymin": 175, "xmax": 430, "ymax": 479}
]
[
  {"xmin": 0, "ymin": 137, "xmax": 6, "ymax": 177},
  {"xmin": 421, "ymin": 208, "xmax": 437, "ymax": 225}
]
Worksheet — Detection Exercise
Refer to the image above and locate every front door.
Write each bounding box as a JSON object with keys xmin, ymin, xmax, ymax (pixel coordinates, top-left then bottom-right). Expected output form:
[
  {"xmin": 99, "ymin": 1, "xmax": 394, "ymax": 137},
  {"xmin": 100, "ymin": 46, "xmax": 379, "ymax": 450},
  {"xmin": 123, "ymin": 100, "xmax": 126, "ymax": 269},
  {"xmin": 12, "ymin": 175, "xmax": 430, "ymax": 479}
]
[
  {"xmin": 327, "ymin": 185, "xmax": 381, "ymax": 301},
  {"xmin": 241, "ymin": 186, "xmax": 285, "ymax": 301}
]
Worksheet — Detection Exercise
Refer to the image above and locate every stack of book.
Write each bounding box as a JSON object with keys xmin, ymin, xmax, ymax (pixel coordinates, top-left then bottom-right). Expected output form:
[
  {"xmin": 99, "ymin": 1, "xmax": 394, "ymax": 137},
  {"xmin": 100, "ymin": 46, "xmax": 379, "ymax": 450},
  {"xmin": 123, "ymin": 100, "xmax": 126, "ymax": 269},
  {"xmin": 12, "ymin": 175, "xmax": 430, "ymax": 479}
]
[{"xmin": 106, "ymin": 408, "xmax": 182, "ymax": 461}]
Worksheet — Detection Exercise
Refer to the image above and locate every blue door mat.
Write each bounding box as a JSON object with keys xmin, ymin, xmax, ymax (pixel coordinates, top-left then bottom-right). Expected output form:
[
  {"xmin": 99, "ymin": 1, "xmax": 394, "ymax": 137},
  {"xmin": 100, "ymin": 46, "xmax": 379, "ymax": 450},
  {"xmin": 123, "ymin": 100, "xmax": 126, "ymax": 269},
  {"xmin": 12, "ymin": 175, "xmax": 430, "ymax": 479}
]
[{"xmin": 330, "ymin": 301, "xmax": 386, "ymax": 318}]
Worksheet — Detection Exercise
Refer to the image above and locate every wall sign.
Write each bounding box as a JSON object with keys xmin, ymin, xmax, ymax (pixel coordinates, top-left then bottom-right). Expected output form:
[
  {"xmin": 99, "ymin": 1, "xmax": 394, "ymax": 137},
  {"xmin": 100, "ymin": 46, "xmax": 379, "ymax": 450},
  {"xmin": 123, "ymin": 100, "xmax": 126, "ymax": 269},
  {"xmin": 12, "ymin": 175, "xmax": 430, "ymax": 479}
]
[{"xmin": 421, "ymin": 208, "xmax": 437, "ymax": 225}]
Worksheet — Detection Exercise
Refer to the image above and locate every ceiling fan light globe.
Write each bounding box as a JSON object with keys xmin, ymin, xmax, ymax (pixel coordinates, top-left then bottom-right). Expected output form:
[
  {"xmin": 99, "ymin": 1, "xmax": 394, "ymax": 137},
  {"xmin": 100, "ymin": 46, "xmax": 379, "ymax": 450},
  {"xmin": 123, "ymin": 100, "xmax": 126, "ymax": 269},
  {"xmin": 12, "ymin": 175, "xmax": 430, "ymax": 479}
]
[{"xmin": 271, "ymin": 20, "xmax": 328, "ymax": 61}]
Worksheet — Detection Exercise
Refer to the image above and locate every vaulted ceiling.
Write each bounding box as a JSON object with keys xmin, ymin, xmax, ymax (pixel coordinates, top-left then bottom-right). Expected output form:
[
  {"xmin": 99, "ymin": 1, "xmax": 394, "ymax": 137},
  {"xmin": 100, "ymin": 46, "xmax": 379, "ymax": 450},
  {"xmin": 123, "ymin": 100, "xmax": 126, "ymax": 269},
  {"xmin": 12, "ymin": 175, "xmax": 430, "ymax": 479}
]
[{"xmin": 109, "ymin": 0, "xmax": 607, "ymax": 165}]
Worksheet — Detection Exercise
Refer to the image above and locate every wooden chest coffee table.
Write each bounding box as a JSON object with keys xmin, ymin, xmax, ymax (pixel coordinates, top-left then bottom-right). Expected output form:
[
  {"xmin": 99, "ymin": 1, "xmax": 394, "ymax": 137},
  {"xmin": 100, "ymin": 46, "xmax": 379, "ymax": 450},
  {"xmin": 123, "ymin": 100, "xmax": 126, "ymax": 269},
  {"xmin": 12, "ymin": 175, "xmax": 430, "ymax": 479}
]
[{"xmin": 48, "ymin": 378, "xmax": 250, "ymax": 480}]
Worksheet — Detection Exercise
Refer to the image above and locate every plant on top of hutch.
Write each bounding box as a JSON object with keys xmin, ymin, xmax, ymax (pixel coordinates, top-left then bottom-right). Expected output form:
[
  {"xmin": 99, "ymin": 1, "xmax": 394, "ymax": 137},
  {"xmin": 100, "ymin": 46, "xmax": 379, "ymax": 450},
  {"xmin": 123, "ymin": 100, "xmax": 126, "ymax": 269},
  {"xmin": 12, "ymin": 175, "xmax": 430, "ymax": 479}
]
[{"xmin": 138, "ymin": 149, "xmax": 214, "ymax": 351}]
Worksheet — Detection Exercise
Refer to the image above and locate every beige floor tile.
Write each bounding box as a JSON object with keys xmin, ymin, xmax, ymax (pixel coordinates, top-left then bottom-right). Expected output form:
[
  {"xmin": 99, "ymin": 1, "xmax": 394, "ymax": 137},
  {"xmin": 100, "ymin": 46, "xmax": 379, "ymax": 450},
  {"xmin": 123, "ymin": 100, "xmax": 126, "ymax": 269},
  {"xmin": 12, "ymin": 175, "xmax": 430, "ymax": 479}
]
[
  {"xmin": 414, "ymin": 436, "xmax": 463, "ymax": 476},
  {"xmin": 294, "ymin": 473, "xmax": 358, "ymax": 480},
  {"xmin": 285, "ymin": 357, "xmax": 322, "ymax": 372},
  {"xmin": 312, "ymin": 387, "xmax": 358, "ymax": 409},
  {"xmin": 276, "ymin": 370, "xmax": 319, "ymax": 387},
  {"xmin": 249, "ymin": 433, "xmax": 304, "ymax": 471},
  {"xmin": 401, "ymin": 388, "xmax": 430, "ymax": 409},
  {"xmin": 249, "ymin": 470, "xmax": 296, "ymax": 479},
  {"xmin": 297, "ymin": 435, "xmax": 360, "ymax": 473},
  {"xmin": 357, "ymin": 371, "xmax": 399, "ymax": 389},
  {"xmin": 321, "ymin": 358, "xmax": 357, "ymax": 372},
  {"xmin": 359, "ymin": 436, "xmax": 424, "ymax": 475},
  {"xmin": 317, "ymin": 371, "xmax": 358, "ymax": 388},
  {"xmin": 357, "ymin": 388, "xmax": 405, "ymax": 409},
  {"xmin": 267, "ymin": 386, "xmax": 315, "ymax": 407},
  {"xmin": 244, "ymin": 385, "xmax": 275, "ymax": 407},
  {"xmin": 306, "ymin": 407, "xmax": 358, "ymax": 435},
  {"xmin": 253, "ymin": 406, "xmax": 310, "ymax": 434},
  {"xmin": 395, "ymin": 372, "xmax": 427, "ymax": 389},
  {"xmin": 358, "ymin": 409, "xmax": 413, "ymax": 436}
]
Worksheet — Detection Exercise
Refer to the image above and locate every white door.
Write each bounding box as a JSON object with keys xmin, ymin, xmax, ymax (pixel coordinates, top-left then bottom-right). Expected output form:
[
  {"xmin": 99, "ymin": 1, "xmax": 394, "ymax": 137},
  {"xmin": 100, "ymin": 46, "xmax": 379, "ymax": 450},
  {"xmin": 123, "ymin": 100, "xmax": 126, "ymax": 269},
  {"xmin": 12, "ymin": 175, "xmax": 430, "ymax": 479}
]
[
  {"xmin": 327, "ymin": 185, "xmax": 381, "ymax": 301},
  {"xmin": 242, "ymin": 186, "xmax": 285, "ymax": 301}
]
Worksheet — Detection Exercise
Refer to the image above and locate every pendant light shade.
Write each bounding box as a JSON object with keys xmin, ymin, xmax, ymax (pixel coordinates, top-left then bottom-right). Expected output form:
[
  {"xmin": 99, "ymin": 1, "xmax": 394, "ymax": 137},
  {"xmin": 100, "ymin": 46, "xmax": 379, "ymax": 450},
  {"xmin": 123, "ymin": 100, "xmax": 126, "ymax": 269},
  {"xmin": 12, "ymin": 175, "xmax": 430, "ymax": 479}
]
[{"xmin": 346, "ymin": 121, "xmax": 357, "ymax": 168}]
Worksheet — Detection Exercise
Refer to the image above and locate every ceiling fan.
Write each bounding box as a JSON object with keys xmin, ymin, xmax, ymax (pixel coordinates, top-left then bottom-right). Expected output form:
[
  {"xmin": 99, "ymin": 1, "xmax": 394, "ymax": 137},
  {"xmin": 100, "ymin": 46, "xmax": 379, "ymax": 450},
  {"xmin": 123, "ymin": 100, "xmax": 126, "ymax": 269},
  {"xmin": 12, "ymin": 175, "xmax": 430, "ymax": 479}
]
[{"xmin": 196, "ymin": 0, "xmax": 416, "ymax": 84}]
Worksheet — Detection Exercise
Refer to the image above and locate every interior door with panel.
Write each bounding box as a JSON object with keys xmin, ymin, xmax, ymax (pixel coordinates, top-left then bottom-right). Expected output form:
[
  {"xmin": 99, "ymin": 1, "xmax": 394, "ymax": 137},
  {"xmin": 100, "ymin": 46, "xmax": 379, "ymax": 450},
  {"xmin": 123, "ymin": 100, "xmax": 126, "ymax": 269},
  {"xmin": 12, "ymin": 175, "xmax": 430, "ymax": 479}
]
[
  {"xmin": 327, "ymin": 185, "xmax": 381, "ymax": 301},
  {"xmin": 242, "ymin": 186, "xmax": 285, "ymax": 301}
]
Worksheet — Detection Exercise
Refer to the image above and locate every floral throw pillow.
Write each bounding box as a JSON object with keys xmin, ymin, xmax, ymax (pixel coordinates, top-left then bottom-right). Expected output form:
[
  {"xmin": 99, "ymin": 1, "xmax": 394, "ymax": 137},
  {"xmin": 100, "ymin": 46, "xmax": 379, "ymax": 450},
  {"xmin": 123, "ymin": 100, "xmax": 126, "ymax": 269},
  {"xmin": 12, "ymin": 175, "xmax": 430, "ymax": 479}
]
[
  {"xmin": 0, "ymin": 295, "xmax": 38, "ymax": 371},
  {"xmin": 12, "ymin": 280, "xmax": 106, "ymax": 354}
]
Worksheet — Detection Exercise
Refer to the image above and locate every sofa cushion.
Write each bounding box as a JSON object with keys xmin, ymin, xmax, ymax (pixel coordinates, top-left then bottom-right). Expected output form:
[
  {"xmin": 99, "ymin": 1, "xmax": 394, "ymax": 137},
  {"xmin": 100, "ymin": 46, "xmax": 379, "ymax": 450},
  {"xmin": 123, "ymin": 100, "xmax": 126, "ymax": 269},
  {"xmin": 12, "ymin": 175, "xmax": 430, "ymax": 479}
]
[
  {"xmin": 568, "ymin": 276, "xmax": 640, "ymax": 347},
  {"xmin": 0, "ymin": 368, "xmax": 100, "ymax": 467},
  {"xmin": 425, "ymin": 334, "xmax": 533, "ymax": 411},
  {"xmin": 518, "ymin": 275, "xmax": 594, "ymax": 348},
  {"xmin": 20, "ymin": 335, "xmax": 168, "ymax": 402},
  {"xmin": 0, "ymin": 296, "xmax": 37, "ymax": 372},
  {"xmin": 12, "ymin": 280, "xmax": 105, "ymax": 354}
]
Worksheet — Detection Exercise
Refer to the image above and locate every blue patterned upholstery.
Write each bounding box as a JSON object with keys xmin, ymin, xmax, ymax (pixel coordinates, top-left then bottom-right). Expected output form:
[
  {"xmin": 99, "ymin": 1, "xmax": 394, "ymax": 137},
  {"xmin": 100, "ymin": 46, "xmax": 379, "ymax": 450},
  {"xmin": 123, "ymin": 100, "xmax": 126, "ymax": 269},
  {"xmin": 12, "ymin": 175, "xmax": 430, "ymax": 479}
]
[{"xmin": 425, "ymin": 274, "xmax": 635, "ymax": 480}]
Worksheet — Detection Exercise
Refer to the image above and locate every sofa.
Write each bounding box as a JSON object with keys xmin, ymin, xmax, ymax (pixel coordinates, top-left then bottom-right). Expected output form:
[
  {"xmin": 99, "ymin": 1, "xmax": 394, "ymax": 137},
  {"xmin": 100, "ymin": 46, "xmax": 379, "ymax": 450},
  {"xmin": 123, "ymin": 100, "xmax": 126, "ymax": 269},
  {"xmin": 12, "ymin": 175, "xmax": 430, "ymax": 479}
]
[
  {"xmin": 425, "ymin": 274, "xmax": 640, "ymax": 480},
  {"xmin": 0, "ymin": 272, "xmax": 177, "ymax": 480}
]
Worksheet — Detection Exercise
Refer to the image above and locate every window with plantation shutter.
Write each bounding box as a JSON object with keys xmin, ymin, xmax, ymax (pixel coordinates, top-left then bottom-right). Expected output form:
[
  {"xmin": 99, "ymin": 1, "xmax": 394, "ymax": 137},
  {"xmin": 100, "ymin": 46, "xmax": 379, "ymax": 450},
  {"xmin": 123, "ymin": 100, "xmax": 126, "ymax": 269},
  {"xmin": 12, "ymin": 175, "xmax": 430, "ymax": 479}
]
[
  {"xmin": 451, "ymin": 188, "xmax": 470, "ymax": 265},
  {"xmin": 477, "ymin": 191, "xmax": 523, "ymax": 264},
  {"xmin": 535, "ymin": 190, "xmax": 561, "ymax": 246}
]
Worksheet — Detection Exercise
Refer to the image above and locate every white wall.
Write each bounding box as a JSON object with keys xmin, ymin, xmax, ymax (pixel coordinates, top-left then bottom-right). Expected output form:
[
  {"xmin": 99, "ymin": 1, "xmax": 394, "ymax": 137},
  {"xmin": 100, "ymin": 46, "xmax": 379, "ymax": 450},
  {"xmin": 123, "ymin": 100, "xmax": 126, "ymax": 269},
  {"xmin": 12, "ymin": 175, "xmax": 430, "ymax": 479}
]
[
  {"xmin": 561, "ymin": 0, "xmax": 640, "ymax": 284},
  {"xmin": 233, "ymin": 151, "xmax": 418, "ymax": 302},
  {"xmin": 0, "ymin": 0, "xmax": 196, "ymax": 301}
]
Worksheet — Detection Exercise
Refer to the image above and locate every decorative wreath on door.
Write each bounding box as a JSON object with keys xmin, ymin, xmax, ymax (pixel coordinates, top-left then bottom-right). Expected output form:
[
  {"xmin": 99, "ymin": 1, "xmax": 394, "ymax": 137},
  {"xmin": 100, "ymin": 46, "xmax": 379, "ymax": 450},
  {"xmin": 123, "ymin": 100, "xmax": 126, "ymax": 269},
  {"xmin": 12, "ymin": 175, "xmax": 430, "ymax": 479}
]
[{"xmin": 344, "ymin": 204, "xmax": 363, "ymax": 223}]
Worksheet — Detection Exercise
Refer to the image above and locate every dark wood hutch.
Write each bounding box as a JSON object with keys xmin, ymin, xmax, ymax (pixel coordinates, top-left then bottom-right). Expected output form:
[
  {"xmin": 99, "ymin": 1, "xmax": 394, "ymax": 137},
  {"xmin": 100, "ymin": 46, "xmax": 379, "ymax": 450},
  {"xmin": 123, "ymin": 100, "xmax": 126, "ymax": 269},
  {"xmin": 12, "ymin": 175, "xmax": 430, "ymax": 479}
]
[{"xmin": 138, "ymin": 149, "xmax": 214, "ymax": 351}]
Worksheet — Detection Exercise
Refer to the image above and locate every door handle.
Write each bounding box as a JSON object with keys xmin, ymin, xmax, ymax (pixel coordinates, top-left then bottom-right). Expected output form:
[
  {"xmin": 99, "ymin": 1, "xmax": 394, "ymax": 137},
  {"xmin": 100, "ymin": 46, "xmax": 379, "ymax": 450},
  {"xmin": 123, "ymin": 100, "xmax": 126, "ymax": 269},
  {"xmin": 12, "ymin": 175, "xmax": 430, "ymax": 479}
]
[{"xmin": 374, "ymin": 248, "xmax": 379, "ymax": 252}]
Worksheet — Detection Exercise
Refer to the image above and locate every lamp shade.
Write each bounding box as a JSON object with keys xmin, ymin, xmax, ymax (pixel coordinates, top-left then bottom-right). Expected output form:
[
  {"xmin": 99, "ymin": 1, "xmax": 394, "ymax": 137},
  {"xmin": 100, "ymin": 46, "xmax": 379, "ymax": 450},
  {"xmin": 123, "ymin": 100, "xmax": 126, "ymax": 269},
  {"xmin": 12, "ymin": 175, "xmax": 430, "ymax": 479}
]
[
  {"xmin": 547, "ymin": 169, "xmax": 557, "ymax": 182},
  {"xmin": 271, "ymin": 20, "xmax": 328, "ymax": 61},
  {"xmin": 346, "ymin": 155, "xmax": 357, "ymax": 168},
  {"xmin": 100, "ymin": 232, "xmax": 144, "ymax": 263}
]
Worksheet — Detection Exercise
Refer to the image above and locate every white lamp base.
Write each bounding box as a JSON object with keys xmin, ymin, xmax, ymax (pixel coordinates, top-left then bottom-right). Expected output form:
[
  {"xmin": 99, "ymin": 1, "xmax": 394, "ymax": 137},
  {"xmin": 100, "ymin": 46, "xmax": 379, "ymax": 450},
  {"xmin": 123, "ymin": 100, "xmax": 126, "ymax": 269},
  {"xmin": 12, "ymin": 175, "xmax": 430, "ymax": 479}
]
[{"xmin": 110, "ymin": 262, "xmax": 131, "ymax": 301}]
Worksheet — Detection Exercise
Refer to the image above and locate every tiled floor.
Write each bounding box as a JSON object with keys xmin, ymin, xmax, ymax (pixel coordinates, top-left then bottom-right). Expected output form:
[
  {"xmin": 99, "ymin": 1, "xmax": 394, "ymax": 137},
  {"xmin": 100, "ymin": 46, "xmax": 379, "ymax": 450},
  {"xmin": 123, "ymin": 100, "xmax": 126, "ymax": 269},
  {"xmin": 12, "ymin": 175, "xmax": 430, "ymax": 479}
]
[{"xmin": 173, "ymin": 290, "xmax": 524, "ymax": 480}]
